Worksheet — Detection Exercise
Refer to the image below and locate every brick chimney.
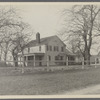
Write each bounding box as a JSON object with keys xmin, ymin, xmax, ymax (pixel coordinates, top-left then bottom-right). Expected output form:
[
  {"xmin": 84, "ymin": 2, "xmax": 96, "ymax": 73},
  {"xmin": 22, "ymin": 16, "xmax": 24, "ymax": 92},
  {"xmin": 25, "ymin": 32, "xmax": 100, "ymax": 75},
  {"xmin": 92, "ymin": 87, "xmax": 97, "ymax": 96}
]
[{"xmin": 36, "ymin": 32, "xmax": 40, "ymax": 43}]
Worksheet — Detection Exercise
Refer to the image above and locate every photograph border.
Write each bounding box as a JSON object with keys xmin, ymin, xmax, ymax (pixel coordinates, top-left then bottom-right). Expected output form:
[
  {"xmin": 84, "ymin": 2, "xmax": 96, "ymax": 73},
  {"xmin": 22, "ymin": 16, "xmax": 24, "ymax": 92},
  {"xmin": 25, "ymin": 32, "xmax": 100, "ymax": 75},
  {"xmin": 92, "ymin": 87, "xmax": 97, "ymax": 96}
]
[{"xmin": 0, "ymin": 1, "xmax": 99, "ymax": 100}]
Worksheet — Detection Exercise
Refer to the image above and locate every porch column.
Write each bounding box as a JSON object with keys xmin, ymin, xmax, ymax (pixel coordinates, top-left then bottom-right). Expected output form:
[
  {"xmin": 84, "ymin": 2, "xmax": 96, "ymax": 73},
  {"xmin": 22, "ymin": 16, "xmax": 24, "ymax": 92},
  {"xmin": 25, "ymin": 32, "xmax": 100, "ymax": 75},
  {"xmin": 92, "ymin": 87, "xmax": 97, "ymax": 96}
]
[
  {"xmin": 95, "ymin": 57, "xmax": 97, "ymax": 68},
  {"xmin": 22, "ymin": 55, "xmax": 24, "ymax": 73},
  {"xmin": 47, "ymin": 55, "xmax": 49, "ymax": 67},
  {"xmin": 34, "ymin": 55, "xmax": 35, "ymax": 67},
  {"xmin": 66, "ymin": 56, "xmax": 68, "ymax": 66},
  {"xmin": 20, "ymin": 56, "xmax": 21, "ymax": 66},
  {"xmin": 26, "ymin": 56, "xmax": 28, "ymax": 67}
]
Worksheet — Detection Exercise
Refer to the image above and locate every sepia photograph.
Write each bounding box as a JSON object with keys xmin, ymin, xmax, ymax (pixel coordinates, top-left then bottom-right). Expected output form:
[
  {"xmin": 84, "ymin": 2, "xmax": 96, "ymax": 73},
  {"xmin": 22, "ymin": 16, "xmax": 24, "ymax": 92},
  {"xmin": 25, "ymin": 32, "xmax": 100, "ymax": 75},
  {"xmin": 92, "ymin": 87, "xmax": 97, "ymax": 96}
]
[{"xmin": 0, "ymin": 2, "xmax": 100, "ymax": 98}]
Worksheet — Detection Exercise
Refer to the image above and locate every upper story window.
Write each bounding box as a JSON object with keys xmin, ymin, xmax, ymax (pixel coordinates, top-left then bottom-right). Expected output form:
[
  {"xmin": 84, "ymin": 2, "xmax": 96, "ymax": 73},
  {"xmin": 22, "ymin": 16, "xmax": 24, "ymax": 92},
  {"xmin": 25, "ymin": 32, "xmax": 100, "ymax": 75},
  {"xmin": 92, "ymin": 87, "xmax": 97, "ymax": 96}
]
[
  {"xmin": 48, "ymin": 55, "xmax": 51, "ymax": 61},
  {"xmin": 61, "ymin": 47, "xmax": 64, "ymax": 52},
  {"xmin": 47, "ymin": 45, "xmax": 52, "ymax": 51},
  {"xmin": 28, "ymin": 47, "xmax": 30, "ymax": 53},
  {"xmin": 54, "ymin": 46, "xmax": 59, "ymax": 51},
  {"xmin": 39, "ymin": 46, "xmax": 41, "ymax": 51},
  {"xmin": 54, "ymin": 46, "xmax": 56, "ymax": 51},
  {"xmin": 50, "ymin": 46, "xmax": 52, "ymax": 51},
  {"xmin": 55, "ymin": 56, "xmax": 59, "ymax": 60},
  {"xmin": 46, "ymin": 45, "xmax": 48, "ymax": 51},
  {"xmin": 56, "ymin": 46, "xmax": 59, "ymax": 51}
]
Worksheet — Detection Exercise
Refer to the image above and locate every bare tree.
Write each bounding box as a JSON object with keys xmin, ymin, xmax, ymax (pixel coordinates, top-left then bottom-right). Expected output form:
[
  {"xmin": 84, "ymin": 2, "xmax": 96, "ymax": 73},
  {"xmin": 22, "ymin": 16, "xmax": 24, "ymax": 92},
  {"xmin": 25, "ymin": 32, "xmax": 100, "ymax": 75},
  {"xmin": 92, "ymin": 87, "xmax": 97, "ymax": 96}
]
[
  {"xmin": 61, "ymin": 5, "xmax": 100, "ymax": 65},
  {"xmin": 10, "ymin": 22, "xmax": 33, "ymax": 67},
  {"xmin": 0, "ymin": 6, "xmax": 33, "ymax": 67},
  {"xmin": 0, "ymin": 6, "xmax": 22, "ymax": 64}
]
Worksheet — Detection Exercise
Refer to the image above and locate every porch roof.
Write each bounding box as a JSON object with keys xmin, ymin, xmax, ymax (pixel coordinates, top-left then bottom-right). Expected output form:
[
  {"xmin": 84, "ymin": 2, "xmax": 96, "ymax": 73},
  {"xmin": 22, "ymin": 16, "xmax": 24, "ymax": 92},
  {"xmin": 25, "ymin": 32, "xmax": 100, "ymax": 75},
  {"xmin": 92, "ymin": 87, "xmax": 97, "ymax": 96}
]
[
  {"xmin": 19, "ymin": 53, "xmax": 45, "ymax": 56},
  {"xmin": 58, "ymin": 52, "xmax": 66, "ymax": 56},
  {"xmin": 65, "ymin": 49, "xmax": 76, "ymax": 56}
]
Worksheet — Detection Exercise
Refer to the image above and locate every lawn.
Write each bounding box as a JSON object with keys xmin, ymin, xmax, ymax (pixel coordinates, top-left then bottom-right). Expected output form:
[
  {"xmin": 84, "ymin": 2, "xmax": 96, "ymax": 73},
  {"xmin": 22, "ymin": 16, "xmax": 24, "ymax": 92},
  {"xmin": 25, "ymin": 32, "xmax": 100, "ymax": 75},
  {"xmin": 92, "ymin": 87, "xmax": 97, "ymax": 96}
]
[{"xmin": 0, "ymin": 66, "xmax": 100, "ymax": 95}]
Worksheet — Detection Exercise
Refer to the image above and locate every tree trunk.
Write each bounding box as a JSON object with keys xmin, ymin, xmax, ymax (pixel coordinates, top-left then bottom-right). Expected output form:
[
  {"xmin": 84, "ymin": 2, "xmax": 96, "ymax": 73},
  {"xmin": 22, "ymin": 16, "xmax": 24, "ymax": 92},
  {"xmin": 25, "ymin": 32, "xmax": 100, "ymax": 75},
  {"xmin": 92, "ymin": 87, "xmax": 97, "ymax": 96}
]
[
  {"xmin": 13, "ymin": 54, "xmax": 18, "ymax": 67},
  {"xmin": 12, "ymin": 49, "xmax": 18, "ymax": 67},
  {"xmin": 4, "ymin": 51, "xmax": 7, "ymax": 67},
  {"xmin": 84, "ymin": 49, "xmax": 90, "ymax": 65}
]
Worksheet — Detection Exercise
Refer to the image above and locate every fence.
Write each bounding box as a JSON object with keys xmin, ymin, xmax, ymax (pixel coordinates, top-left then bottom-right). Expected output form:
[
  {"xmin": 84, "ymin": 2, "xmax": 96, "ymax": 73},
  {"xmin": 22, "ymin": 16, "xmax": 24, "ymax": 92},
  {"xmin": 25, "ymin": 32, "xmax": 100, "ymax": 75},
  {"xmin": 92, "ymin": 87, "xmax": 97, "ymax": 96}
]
[{"xmin": 0, "ymin": 57, "xmax": 99, "ymax": 73}]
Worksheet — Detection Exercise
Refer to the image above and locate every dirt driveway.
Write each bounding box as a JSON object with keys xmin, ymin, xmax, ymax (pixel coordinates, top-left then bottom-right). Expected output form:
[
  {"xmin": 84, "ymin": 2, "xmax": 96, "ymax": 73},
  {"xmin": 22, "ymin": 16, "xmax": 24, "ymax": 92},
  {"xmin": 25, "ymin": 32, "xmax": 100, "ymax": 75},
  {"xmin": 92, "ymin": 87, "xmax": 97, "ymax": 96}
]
[{"xmin": 64, "ymin": 84, "xmax": 100, "ymax": 95}]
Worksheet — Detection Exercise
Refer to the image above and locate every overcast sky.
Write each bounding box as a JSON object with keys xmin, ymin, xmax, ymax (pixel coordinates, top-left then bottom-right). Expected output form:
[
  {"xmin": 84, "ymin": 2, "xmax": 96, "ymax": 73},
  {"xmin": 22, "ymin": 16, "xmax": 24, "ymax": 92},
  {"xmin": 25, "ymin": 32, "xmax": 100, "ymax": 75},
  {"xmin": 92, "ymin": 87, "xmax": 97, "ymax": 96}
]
[{"xmin": 14, "ymin": 3, "xmax": 71, "ymax": 39}]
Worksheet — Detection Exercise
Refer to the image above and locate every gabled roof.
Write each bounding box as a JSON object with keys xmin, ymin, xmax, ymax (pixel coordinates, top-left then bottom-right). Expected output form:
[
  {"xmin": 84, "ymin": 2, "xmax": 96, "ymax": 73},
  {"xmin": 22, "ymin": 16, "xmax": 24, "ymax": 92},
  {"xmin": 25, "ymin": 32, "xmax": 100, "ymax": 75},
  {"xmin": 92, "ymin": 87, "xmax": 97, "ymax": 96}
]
[{"xmin": 25, "ymin": 35, "xmax": 66, "ymax": 47}]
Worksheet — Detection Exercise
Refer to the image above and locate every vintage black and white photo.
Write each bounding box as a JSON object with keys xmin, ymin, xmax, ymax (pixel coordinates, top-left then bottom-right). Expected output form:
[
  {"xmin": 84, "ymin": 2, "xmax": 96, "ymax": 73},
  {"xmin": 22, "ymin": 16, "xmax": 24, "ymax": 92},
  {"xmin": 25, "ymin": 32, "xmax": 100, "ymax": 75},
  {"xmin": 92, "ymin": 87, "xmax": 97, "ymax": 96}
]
[{"xmin": 0, "ymin": 2, "xmax": 99, "ymax": 96}]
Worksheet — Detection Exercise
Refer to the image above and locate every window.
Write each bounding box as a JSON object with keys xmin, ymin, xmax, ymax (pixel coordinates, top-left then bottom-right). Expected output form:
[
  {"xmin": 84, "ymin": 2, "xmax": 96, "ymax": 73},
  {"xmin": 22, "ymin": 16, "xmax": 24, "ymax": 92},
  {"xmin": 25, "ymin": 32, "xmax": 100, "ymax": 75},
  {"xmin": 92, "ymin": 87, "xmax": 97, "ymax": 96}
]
[
  {"xmin": 68, "ymin": 56, "xmax": 74, "ymax": 61},
  {"xmin": 37, "ymin": 56, "xmax": 42, "ymax": 60},
  {"xmin": 55, "ymin": 56, "xmax": 59, "ymax": 60},
  {"xmin": 28, "ymin": 47, "xmax": 30, "ymax": 53},
  {"xmin": 39, "ymin": 56, "xmax": 42, "ymax": 60},
  {"xmin": 57, "ymin": 46, "xmax": 59, "ymax": 51},
  {"xmin": 61, "ymin": 47, "xmax": 64, "ymax": 52},
  {"xmin": 60, "ymin": 56, "xmax": 63, "ymax": 60},
  {"xmin": 54, "ymin": 46, "xmax": 56, "ymax": 51},
  {"xmin": 24, "ymin": 56, "xmax": 26, "ymax": 61},
  {"xmin": 54, "ymin": 46, "xmax": 59, "ymax": 51},
  {"xmin": 28, "ymin": 56, "xmax": 33, "ymax": 60},
  {"xmin": 48, "ymin": 55, "xmax": 51, "ymax": 61},
  {"xmin": 46, "ymin": 45, "xmax": 48, "ymax": 51},
  {"xmin": 50, "ymin": 46, "xmax": 52, "ymax": 51},
  {"xmin": 39, "ymin": 46, "xmax": 41, "ymax": 51}
]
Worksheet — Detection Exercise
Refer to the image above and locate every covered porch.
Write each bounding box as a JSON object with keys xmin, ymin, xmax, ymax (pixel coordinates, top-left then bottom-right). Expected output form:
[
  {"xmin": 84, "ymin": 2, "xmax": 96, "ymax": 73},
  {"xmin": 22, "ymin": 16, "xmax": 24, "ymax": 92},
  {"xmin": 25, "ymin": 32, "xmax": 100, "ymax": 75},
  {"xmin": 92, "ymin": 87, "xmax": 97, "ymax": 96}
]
[{"xmin": 21, "ymin": 53, "xmax": 45, "ymax": 67}]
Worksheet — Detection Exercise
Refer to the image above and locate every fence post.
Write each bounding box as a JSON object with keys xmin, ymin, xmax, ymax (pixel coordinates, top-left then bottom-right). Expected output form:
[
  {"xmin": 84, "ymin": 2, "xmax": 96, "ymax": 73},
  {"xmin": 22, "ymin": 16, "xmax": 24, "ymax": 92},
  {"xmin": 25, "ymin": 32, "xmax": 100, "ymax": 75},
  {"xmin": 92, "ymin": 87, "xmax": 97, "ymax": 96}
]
[
  {"xmin": 66, "ymin": 56, "xmax": 68, "ymax": 66},
  {"xmin": 47, "ymin": 55, "xmax": 49, "ymax": 71},
  {"xmin": 34, "ymin": 55, "xmax": 35, "ymax": 67},
  {"xmin": 95, "ymin": 58, "xmax": 97, "ymax": 68},
  {"xmin": 26, "ymin": 56, "xmax": 28, "ymax": 67},
  {"xmin": 22, "ymin": 56, "xmax": 24, "ymax": 74},
  {"xmin": 82, "ymin": 57, "xmax": 84, "ymax": 69},
  {"xmin": 20, "ymin": 56, "xmax": 21, "ymax": 67}
]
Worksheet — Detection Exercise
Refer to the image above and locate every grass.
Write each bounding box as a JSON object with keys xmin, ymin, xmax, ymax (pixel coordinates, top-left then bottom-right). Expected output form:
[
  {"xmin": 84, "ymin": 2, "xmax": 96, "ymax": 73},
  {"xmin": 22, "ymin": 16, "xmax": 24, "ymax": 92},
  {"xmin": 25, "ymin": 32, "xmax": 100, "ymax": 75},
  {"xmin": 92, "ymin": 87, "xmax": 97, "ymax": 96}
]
[{"xmin": 0, "ymin": 66, "xmax": 100, "ymax": 95}]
